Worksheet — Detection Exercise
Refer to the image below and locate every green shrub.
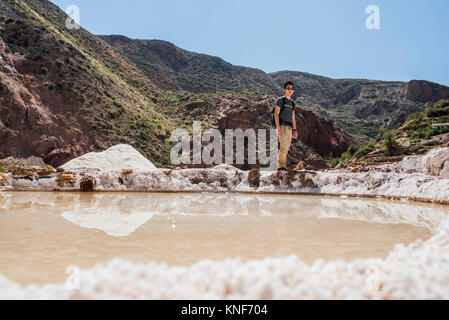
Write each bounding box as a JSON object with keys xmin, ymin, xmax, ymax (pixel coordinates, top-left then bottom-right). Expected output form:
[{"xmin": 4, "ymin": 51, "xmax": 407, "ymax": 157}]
[
  {"xmin": 93, "ymin": 141, "xmax": 102, "ymax": 150},
  {"xmin": 383, "ymin": 131, "xmax": 400, "ymax": 155},
  {"xmin": 410, "ymin": 136, "xmax": 420, "ymax": 144},
  {"xmin": 407, "ymin": 112, "xmax": 425, "ymax": 122},
  {"xmin": 340, "ymin": 151, "xmax": 352, "ymax": 161},
  {"xmin": 347, "ymin": 144, "xmax": 359, "ymax": 155},
  {"xmin": 355, "ymin": 142, "xmax": 375, "ymax": 156},
  {"xmin": 339, "ymin": 144, "xmax": 359, "ymax": 161},
  {"xmin": 426, "ymin": 107, "xmax": 449, "ymax": 118},
  {"xmin": 417, "ymin": 126, "xmax": 449, "ymax": 139},
  {"xmin": 375, "ymin": 127, "xmax": 390, "ymax": 141},
  {"xmin": 416, "ymin": 128, "xmax": 435, "ymax": 140},
  {"xmin": 112, "ymin": 98, "xmax": 125, "ymax": 113},
  {"xmin": 0, "ymin": 163, "xmax": 7, "ymax": 173},
  {"xmin": 437, "ymin": 126, "xmax": 449, "ymax": 135},
  {"xmin": 405, "ymin": 115, "xmax": 429, "ymax": 132},
  {"xmin": 426, "ymin": 128, "xmax": 436, "ymax": 139},
  {"xmin": 433, "ymin": 99, "xmax": 449, "ymax": 109},
  {"xmin": 438, "ymin": 115, "xmax": 449, "ymax": 123}
]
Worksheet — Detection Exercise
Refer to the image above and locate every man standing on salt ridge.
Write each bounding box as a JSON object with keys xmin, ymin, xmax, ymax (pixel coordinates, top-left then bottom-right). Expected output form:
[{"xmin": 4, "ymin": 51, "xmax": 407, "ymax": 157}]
[{"xmin": 274, "ymin": 81, "xmax": 299, "ymax": 171}]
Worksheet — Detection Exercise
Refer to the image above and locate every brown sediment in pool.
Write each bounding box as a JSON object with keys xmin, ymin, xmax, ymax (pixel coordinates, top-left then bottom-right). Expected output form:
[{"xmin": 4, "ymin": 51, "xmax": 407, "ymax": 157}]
[{"xmin": 0, "ymin": 192, "xmax": 441, "ymax": 286}]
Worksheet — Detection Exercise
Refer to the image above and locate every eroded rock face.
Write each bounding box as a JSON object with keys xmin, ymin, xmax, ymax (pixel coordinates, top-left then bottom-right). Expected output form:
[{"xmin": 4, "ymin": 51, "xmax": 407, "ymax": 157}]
[
  {"xmin": 295, "ymin": 109, "xmax": 351, "ymax": 157},
  {"xmin": 406, "ymin": 80, "xmax": 449, "ymax": 103},
  {"xmin": 0, "ymin": 24, "xmax": 91, "ymax": 167},
  {"xmin": 215, "ymin": 104, "xmax": 352, "ymax": 159},
  {"xmin": 0, "ymin": 156, "xmax": 46, "ymax": 169},
  {"xmin": 43, "ymin": 146, "xmax": 82, "ymax": 168}
]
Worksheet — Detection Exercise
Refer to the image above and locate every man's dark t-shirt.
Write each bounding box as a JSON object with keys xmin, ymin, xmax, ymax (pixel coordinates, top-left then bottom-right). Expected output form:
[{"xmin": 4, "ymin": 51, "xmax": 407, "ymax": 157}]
[{"xmin": 275, "ymin": 96, "xmax": 295, "ymax": 126}]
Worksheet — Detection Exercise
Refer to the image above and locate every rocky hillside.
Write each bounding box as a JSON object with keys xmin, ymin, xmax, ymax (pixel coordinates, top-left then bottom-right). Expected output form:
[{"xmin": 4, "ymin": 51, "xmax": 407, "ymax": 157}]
[
  {"xmin": 333, "ymin": 99, "xmax": 449, "ymax": 171},
  {"xmin": 0, "ymin": 0, "xmax": 184, "ymax": 167},
  {"xmin": 0, "ymin": 0, "xmax": 351, "ymax": 170},
  {"xmin": 101, "ymin": 35, "xmax": 449, "ymax": 146},
  {"xmin": 270, "ymin": 71, "xmax": 449, "ymax": 146},
  {"xmin": 99, "ymin": 35, "xmax": 280, "ymax": 96},
  {"xmin": 173, "ymin": 91, "xmax": 351, "ymax": 170}
]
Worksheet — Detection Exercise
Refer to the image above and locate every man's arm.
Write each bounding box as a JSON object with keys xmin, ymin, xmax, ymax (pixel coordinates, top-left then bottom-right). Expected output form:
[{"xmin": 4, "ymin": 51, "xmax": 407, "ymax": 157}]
[
  {"xmin": 292, "ymin": 110, "xmax": 298, "ymax": 139},
  {"xmin": 275, "ymin": 106, "xmax": 282, "ymax": 136}
]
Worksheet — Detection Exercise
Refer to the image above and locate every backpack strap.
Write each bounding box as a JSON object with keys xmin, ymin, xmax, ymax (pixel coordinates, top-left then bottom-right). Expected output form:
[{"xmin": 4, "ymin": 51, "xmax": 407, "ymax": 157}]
[
  {"xmin": 281, "ymin": 97, "xmax": 295, "ymax": 110},
  {"xmin": 280, "ymin": 97, "xmax": 287, "ymax": 114}
]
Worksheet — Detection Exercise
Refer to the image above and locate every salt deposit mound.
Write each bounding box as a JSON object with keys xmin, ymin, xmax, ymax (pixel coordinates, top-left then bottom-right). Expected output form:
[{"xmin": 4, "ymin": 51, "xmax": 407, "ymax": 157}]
[
  {"xmin": 422, "ymin": 147, "xmax": 449, "ymax": 178},
  {"xmin": 60, "ymin": 144, "xmax": 156, "ymax": 172},
  {"xmin": 378, "ymin": 147, "xmax": 449, "ymax": 178}
]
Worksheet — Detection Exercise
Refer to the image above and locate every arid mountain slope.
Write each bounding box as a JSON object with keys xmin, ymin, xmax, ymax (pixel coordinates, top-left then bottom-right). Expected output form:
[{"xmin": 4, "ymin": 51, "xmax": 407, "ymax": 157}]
[
  {"xmin": 0, "ymin": 0, "xmax": 352, "ymax": 169},
  {"xmin": 0, "ymin": 0, "xmax": 178, "ymax": 167},
  {"xmin": 270, "ymin": 71, "xmax": 449, "ymax": 145},
  {"xmin": 101, "ymin": 34, "xmax": 449, "ymax": 146},
  {"xmin": 99, "ymin": 35, "xmax": 280, "ymax": 95}
]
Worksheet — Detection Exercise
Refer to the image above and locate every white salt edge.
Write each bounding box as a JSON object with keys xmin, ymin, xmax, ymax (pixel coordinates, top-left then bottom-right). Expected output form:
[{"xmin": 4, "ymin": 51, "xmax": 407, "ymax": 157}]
[{"xmin": 1, "ymin": 146, "xmax": 449, "ymax": 299}]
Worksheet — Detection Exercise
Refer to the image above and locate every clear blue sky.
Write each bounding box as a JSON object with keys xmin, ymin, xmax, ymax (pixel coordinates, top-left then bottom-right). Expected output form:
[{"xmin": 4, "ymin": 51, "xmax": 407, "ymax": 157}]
[{"xmin": 50, "ymin": 0, "xmax": 449, "ymax": 85}]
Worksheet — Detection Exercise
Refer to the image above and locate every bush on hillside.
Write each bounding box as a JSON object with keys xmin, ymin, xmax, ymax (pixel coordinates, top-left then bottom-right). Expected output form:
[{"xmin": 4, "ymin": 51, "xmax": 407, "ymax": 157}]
[
  {"xmin": 355, "ymin": 142, "xmax": 375, "ymax": 157},
  {"xmin": 426, "ymin": 107, "xmax": 449, "ymax": 118},
  {"xmin": 425, "ymin": 99, "xmax": 449, "ymax": 118},
  {"xmin": 383, "ymin": 130, "xmax": 400, "ymax": 155},
  {"xmin": 340, "ymin": 144, "xmax": 359, "ymax": 161},
  {"xmin": 375, "ymin": 127, "xmax": 390, "ymax": 142},
  {"xmin": 433, "ymin": 99, "xmax": 449, "ymax": 109}
]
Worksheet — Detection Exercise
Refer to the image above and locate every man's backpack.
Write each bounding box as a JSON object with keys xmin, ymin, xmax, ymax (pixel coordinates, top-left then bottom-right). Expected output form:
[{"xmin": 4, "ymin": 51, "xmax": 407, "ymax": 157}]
[{"xmin": 271, "ymin": 97, "xmax": 295, "ymax": 127}]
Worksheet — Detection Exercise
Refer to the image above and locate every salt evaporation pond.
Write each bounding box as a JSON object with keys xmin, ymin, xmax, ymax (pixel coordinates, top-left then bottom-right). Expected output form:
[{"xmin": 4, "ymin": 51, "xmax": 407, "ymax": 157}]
[{"xmin": 0, "ymin": 191, "xmax": 438, "ymax": 286}]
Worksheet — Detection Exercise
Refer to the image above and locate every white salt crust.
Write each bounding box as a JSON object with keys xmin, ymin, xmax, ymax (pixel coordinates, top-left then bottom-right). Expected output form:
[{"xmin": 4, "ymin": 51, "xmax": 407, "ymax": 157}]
[
  {"xmin": 0, "ymin": 218, "xmax": 448, "ymax": 299},
  {"xmin": 0, "ymin": 146, "xmax": 448, "ymax": 299}
]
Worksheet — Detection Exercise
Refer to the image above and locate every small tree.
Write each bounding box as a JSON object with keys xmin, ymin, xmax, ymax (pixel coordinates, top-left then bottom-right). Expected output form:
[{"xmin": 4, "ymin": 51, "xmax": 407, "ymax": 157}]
[
  {"xmin": 341, "ymin": 144, "xmax": 359, "ymax": 161},
  {"xmin": 383, "ymin": 130, "xmax": 400, "ymax": 155}
]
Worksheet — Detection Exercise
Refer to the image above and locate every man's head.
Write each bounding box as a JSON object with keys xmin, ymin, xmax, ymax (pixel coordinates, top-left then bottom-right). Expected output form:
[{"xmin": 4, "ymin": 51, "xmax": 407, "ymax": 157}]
[{"xmin": 283, "ymin": 81, "xmax": 295, "ymax": 99}]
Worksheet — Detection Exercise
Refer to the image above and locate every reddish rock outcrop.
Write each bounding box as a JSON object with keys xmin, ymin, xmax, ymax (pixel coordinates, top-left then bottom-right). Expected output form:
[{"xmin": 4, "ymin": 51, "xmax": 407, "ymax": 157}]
[
  {"xmin": 295, "ymin": 109, "xmax": 351, "ymax": 157},
  {"xmin": 178, "ymin": 92, "xmax": 352, "ymax": 170}
]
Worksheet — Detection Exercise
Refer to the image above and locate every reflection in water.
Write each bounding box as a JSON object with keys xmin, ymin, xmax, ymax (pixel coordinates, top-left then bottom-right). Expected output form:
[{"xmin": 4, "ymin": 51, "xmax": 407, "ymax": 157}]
[{"xmin": 0, "ymin": 191, "xmax": 445, "ymax": 285}]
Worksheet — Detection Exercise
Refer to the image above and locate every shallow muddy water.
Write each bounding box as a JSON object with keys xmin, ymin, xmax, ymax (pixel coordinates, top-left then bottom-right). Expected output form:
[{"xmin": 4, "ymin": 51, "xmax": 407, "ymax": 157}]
[{"xmin": 0, "ymin": 191, "xmax": 439, "ymax": 285}]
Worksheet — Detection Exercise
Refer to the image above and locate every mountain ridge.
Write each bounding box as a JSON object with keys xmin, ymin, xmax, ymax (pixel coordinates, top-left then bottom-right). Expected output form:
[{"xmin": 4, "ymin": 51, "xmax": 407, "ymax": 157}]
[
  {"xmin": 1, "ymin": 0, "xmax": 352, "ymax": 170},
  {"xmin": 1, "ymin": 0, "xmax": 448, "ymax": 170},
  {"xmin": 100, "ymin": 34, "xmax": 449, "ymax": 145}
]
